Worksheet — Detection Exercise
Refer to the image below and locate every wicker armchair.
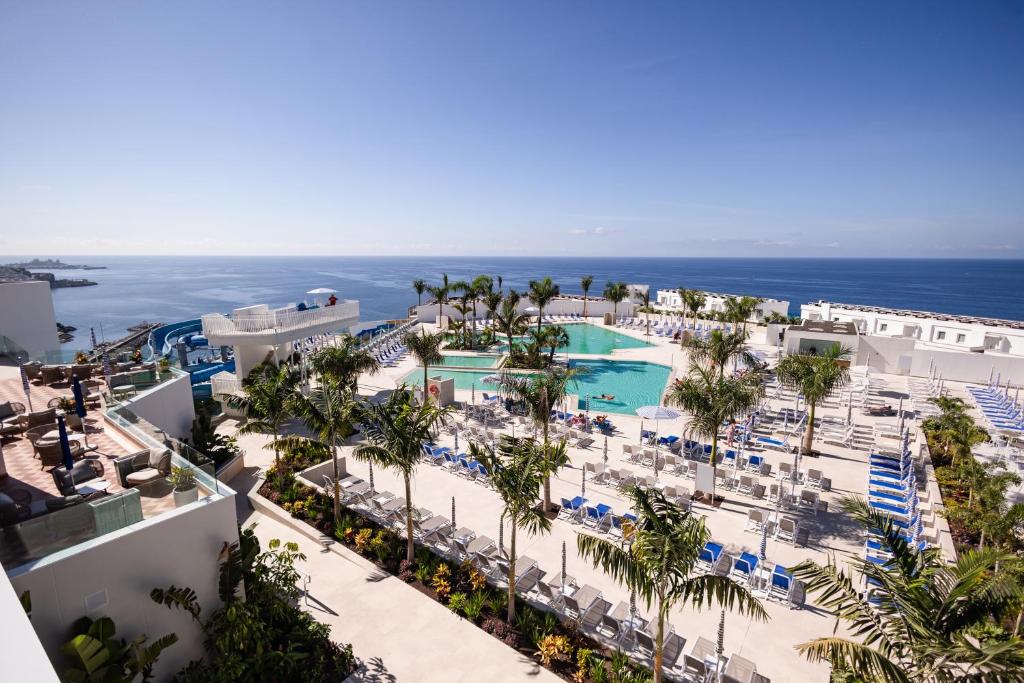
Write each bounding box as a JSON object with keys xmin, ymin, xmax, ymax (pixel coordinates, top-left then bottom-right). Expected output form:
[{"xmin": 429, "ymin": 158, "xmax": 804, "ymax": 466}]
[{"xmin": 114, "ymin": 449, "xmax": 171, "ymax": 488}]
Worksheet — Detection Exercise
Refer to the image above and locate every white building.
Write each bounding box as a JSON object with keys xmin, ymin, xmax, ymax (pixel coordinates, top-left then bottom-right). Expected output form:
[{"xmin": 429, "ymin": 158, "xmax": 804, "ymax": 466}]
[
  {"xmin": 0, "ymin": 281, "xmax": 61, "ymax": 362},
  {"xmin": 408, "ymin": 294, "xmax": 635, "ymax": 325},
  {"xmin": 654, "ymin": 289, "xmax": 790, "ymax": 321},
  {"xmin": 203, "ymin": 299, "xmax": 360, "ymax": 380},
  {"xmin": 801, "ymin": 301, "xmax": 1024, "ymax": 357}
]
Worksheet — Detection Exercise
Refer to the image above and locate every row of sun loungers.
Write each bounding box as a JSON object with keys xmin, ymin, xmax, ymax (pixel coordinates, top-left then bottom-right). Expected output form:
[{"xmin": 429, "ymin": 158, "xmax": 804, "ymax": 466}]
[{"xmin": 969, "ymin": 383, "xmax": 1024, "ymax": 434}]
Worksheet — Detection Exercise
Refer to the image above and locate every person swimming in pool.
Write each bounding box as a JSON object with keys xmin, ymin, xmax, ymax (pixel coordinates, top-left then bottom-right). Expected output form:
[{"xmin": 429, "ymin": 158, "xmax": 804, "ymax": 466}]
[{"xmin": 597, "ymin": 393, "xmax": 615, "ymax": 401}]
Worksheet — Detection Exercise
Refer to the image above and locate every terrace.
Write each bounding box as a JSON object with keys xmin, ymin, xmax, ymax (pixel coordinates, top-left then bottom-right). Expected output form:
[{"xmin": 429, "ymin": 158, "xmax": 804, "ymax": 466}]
[
  {"xmin": 0, "ymin": 365, "xmax": 225, "ymax": 571},
  {"xmin": 202, "ymin": 300, "xmax": 360, "ymax": 346}
]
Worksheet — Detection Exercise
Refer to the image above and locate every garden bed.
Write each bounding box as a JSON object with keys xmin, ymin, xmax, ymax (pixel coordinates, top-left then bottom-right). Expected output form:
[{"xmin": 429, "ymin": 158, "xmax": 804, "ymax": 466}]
[{"xmin": 257, "ymin": 462, "xmax": 658, "ymax": 683}]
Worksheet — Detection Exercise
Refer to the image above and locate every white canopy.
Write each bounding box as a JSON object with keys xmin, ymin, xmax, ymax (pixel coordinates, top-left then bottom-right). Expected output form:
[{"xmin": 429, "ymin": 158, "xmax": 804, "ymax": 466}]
[
  {"xmin": 635, "ymin": 405, "xmax": 681, "ymax": 420},
  {"xmin": 306, "ymin": 287, "xmax": 337, "ymax": 295}
]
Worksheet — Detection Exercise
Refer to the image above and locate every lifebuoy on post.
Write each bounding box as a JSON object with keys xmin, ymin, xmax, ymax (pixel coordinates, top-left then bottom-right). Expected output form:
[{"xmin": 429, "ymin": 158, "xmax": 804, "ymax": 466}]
[{"xmin": 428, "ymin": 383, "xmax": 440, "ymax": 398}]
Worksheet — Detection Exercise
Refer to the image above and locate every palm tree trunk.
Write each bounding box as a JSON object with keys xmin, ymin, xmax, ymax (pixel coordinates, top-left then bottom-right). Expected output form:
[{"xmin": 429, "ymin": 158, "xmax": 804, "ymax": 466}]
[
  {"xmin": 710, "ymin": 430, "xmax": 719, "ymax": 503},
  {"xmin": 804, "ymin": 401, "xmax": 816, "ymax": 454},
  {"xmin": 331, "ymin": 432, "xmax": 341, "ymax": 522},
  {"xmin": 583, "ymin": 293, "xmax": 588, "ymax": 318},
  {"xmin": 653, "ymin": 602, "xmax": 665, "ymax": 683},
  {"xmin": 423, "ymin": 365, "xmax": 429, "ymax": 404},
  {"xmin": 404, "ymin": 473, "xmax": 414, "ymax": 563},
  {"xmin": 1014, "ymin": 605, "xmax": 1023, "ymax": 636},
  {"xmin": 507, "ymin": 526, "xmax": 517, "ymax": 622},
  {"xmin": 537, "ymin": 307, "xmax": 543, "ymax": 334},
  {"xmin": 543, "ymin": 419, "xmax": 552, "ymax": 512},
  {"xmin": 274, "ymin": 422, "xmax": 283, "ymax": 489}
]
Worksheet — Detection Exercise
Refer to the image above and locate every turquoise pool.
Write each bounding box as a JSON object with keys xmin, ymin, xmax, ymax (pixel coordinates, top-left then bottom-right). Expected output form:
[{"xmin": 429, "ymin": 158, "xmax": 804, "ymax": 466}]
[
  {"xmin": 498, "ymin": 323, "xmax": 650, "ymax": 355},
  {"xmin": 401, "ymin": 359, "xmax": 670, "ymax": 415},
  {"xmin": 567, "ymin": 359, "xmax": 671, "ymax": 415},
  {"xmin": 436, "ymin": 353, "xmax": 503, "ymax": 369}
]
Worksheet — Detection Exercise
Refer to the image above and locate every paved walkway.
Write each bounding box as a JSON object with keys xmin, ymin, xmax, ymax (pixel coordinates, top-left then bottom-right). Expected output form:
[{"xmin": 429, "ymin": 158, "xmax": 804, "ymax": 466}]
[{"xmin": 230, "ymin": 461, "xmax": 560, "ymax": 683}]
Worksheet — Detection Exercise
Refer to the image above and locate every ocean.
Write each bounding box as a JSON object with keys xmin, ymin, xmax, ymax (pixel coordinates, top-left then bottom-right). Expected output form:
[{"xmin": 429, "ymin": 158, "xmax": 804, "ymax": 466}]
[{"xmin": 20, "ymin": 256, "xmax": 1024, "ymax": 350}]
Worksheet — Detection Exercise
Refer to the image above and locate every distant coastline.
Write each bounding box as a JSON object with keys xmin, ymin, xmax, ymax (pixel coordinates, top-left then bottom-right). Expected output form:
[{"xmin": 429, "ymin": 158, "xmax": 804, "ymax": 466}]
[
  {"xmin": 0, "ymin": 261, "xmax": 99, "ymax": 288},
  {"xmin": 6, "ymin": 257, "xmax": 106, "ymax": 270}
]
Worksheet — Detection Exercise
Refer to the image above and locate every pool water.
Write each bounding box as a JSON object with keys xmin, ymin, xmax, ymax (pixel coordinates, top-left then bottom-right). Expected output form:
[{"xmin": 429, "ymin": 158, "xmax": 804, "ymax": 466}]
[
  {"xmin": 497, "ymin": 323, "xmax": 650, "ymax": 355},
  {"xmin": 567, "ymin": 359, "xmax": 671, "ymax": 415},
  {"xmin": 436, "ymin": 354, "xmax": 503, "ymax": 369},
  {"xmin": 400, "ymin": 358, "xmax": 671, "ymax": 415}
]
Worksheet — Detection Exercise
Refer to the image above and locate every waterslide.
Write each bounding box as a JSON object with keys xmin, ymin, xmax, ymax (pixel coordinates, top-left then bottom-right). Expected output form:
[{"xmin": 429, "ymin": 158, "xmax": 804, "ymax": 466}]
[{"xmin": 148, "ymin": 319, "xmax": 234, "ymax": 390}]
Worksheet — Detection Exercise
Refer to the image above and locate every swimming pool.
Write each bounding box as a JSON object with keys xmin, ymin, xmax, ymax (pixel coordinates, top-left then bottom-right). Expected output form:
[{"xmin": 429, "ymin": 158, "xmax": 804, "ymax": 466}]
[
  {"xmin": 435, "ymin": 353, "xmax": 504, "ymax": 369},
  {"xmin": 401, "ymin": 359, "xmax": 671, "ymax": 415},
  {"xmin": 497, "ymin": 323, "xmax": 651, "ymax": 355},
  {"xmin": 567, "ymin": 359, "xmax": 671, "ymax": 415}
]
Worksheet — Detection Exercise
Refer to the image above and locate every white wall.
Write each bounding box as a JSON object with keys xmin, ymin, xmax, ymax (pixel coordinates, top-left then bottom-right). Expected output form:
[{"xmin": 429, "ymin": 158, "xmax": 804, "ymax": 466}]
[
  {"xmin": 0, "ymin": 281, "xmax": 60, "ymax": 360},
  {"xmin": 910, "ymin": 348, "xmax": 1024, "ymax": 385},
  {"xmin": 9, "ymin": 493, "xmax": 239, "ymax": 681},
  {"xmin": 125, "ymin": 372, "xmax": 196, "ymax": 440},
  {"xmin": 410, "ymin": 296, "xmax": 635, "ymax": 324},
  {"xmin": 0, "ymin": 572, "xmax": 59, "ymax": 681}
]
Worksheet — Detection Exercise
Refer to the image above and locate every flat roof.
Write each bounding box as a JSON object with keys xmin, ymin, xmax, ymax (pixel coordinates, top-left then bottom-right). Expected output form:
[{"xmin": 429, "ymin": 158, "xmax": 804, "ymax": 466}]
[
  {"xmin": 790, "ymin": 319, "xmax": 859, "ymax": 335},
  {"xmin": 806, "ymin": 300, "xmax": 1024, "ymax": 331}
]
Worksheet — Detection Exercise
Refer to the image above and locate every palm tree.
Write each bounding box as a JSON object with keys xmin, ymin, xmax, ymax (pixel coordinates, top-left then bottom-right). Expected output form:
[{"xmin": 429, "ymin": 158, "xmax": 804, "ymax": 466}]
[
  {"xmin": 482, "ymin": 290, "xmax": 503, "ymax": 329},
  {"xmin": 538, "ymin": 324, "xmax": 570, "ymax": 365},
  {"xmin": 470, "ymin": 436, "xmax": 552, "ymax": 622},
  {"xmin": 494, "ymin": 290, "xmax": 528, "ymax": 350},
  {"xmin": 667, "ymin": 363, "xmax": 763, "ymax": 502},
  {"xmin": 527, "ymin": 277, "xmax": 560, "ymax": 333},
  {"xmin": 285, "ymin": 378, "xmax": 356, "ymax": 521},
  {"xmin": 735, "ymin": 296, "xmax": 763, "ymax": 335},
  {"xmin": 426, "ymin": 284, "xmax": 447, "ymax": 323},
  {"xmin": 776, "ymin": 343, "xmax": 851, "ymax": 453},
  {"xmin": 603, "ymin": 281, "xmax": 628, "ymax": 320},
  {"xmin": 498, "ymin": 365, "xmax": 584, "ymax": 511},
  {"xmin": 681, "ymin": 289, "xmax": 706, "ymax": 331},
  {"xmin": 578, "ymin": 487, "xmax": 767, "ymax": 683},
  {"xmin": 404, "ymin": 331, "xmax": 446, "ymax": 401},
  {"xmin": 640, "ymin": 289, "xmax": 653, "ymax": 337},
  {"xmin": 354, "ymin": 389, "xmax": 451, "ymax": 562},
  {"xmin": 685, "ymin": 329, "xmax": 758, "ymax": 380},
  {"xmin": 309, "ymin": 335, "xmax": 381, "ymax": 393},
  {"xmin": 412, "ymin": 279, "xmax": 427, "ymax": 306},
  {"xmin": 227, "ymin": 362, "xmax": 299, "ymax": 487},
  {"xmin": 791, "ymin": 496, "xmax": 1024, "ymax": 682},
  {"xmin": 580, "ymin": 275, "xmax": 594, "ymax": 318}
]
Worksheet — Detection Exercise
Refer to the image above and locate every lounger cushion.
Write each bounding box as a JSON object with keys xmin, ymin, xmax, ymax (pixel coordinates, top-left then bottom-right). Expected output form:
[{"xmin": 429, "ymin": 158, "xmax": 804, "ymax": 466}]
[{"xmin": 0, "ymin": 401, "xmax": 15, "ymax": 420}]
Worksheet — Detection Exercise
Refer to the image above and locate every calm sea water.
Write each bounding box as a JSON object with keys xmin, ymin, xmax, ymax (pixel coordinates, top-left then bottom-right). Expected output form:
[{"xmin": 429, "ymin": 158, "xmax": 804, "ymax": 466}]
[{"xmin": 18, "ymin": 256, "xmax": 1024, "ymax": 350}]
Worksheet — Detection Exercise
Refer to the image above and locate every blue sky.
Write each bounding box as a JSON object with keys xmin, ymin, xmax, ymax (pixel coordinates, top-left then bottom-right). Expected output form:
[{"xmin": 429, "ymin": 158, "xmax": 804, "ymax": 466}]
[{"xmin": 1, "ymin": 1, "xmax": 1022, "ymax": 257}]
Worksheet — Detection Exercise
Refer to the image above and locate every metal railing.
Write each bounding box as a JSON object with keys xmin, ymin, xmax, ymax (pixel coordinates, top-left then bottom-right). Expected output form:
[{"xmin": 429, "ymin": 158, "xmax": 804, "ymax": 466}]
[
  {"xmin": 202, "ymin": 301, "xmax": 359, "ymax": 336},
  {"xmin": 211, "ymin": 374, "xmax": 243, "ymax": 396}
]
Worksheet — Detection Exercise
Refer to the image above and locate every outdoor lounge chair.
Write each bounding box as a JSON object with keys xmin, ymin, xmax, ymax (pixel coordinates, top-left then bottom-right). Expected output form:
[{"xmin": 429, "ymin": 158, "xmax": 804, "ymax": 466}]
[
  {"xmin": 768, "ymin": 565, "xmax": 795, "ymax": 606},
  {"xmin": 775, "ymin": 516, "xmax": 800, "ymax": 544},
  {"xmin": 731, "ymin": 552, "xmax": 759, "ymax": 584},
  {"xmin": 114, "ymin": 448, "xmax": 172, "ymax": 487},
  {"xmin": 559, "ymin": 496, "xmax": 587, "ymax": 521},
  {"xmin": 697, "ymin": 541, "xmax": 725, "ymax": 574},
  {"xmin": 745, "ymin": 509, "xmax": 765, "ymax": 533},
  {"xmin": 723, "ymin": 653, "xmax": 758, "ymax": 683}
]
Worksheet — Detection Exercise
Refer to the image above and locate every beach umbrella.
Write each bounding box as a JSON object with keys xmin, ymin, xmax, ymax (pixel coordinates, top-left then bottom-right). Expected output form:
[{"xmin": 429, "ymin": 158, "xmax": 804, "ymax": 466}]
[
  {"xmin": 90, "ymin": 327, "xmax": 97, "ymax": 349},
  {"xmin": 603, "ymin": 435, "xmax": 609, "ymax": 465},
  {"xmin": 71, "ymin": 375, "xmax": 90, "ymax": 449},
  {"xmin": 453, "ymin": 425, "xmax": 459, "ymax": 454},
  {"xmin": 988, "ymin": 366, "xmax": 993, "ymax": 385},
  {"xmin": 561, "ymin": 540, "xmax": 567, "ymax": 587},
  {"xmin": 471, "ymin": 383, "xmax": 475, "ymax": 405},
  {"xmin": 716, "ymin": 609, "xmax": 726, "ymax": 676},
  {"xmin": 897, "ymin": 398, "xmax": 905, "ymax": 433},
  {"xmin": 19, "ymin": 365, "xmax": 33, "ymax": 411},
  {"xmin": 368, "ymin": 461, "xmax": 374, "ymax": 493},
  {"xmin": 846, "ymin": 393, "xmax": 853, "ymax": 426},
  {"xmin": 759, "ymin": 518, "xmax": 768, "ymax": 560},
  {"xmin": 581, "ymin": 466, "xmax": 586, "ymax": 497},
  {"xmin": 57, "ymin": 414, "xmax": 74, "ymax": 473},
  {"xmin": 102, "ymin": 351, "xmax": 112, "ymax": 388},
  {"xmin": 635, "ymin": 406, "xmax": 680, "ymax": 445},
  {"xmin": 451, "ymin": 496, "xmax": 456, "ymax": 538}
]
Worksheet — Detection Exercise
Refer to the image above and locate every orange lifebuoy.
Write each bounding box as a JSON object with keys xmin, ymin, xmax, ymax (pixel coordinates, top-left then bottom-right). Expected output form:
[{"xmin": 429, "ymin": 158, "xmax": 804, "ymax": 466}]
[{"xmin": 428, "ymin": 384, "xmax": 440, "ymax": 397}]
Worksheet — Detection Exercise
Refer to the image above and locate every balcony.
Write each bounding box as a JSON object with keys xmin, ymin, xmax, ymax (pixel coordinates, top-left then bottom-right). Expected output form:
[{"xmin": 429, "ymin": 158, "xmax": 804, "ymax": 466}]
[{"xmin": 201, "ymin": 301, "xmax": 360, "ymax": 346}]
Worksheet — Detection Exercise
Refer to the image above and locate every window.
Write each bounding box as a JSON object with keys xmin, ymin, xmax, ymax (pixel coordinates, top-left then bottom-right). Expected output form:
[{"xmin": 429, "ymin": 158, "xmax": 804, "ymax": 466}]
[
  {"xmin": 936, "ymin": 331, "xmax": 946, "ymax": 340},
  {"xmin": 956, "ymin": 333, "xmax": 966, "ymax": 343},
  {"xmin": 879, "ymin": 323, "xmax": 888, "ymax": 332}
]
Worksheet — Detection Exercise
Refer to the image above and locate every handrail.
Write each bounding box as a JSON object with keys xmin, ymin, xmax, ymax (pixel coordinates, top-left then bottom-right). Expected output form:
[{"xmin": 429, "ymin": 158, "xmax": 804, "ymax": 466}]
[{"xmin": 202, "ymin": 301, "xmax": 358, "ymax": 336}]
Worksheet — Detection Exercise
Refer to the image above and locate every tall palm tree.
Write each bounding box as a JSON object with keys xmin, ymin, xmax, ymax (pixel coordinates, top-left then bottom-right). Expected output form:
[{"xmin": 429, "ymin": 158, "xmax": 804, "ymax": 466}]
[
  {"xmin": 494, "ymin": 290, "xmax": 528, "ymax": 350},
  {"xmin": 527, "ymin": 277, "xmax": 560, "ymax": 333},
  {"xmin": 498, "ymin": 365, "xmax": 584, "ymax": 511},
  {"xmin": 639, "ymin": 289, "xmax": 653, "ymax": 337},
  {"xmin": 667, "ymin": 362, "xmax": 764, "ymax": 501},
  {"xmin": 685, "ymin": 329, "xmax": 758, "ymax": 380},
  {"xmin": 354, "ymin": 389, "xmax": 451, "ymax": 562},
  {"xmin": 412, "ymin": 279, "xmax": 427, "ymax": 306},
  {"xmin": 538, "ymin": 324, "xmax": 570, "ymax": 365},
  {"xmin": 603, "ymin": 281, "xmax": 628, "ymax": 320},
  {"xmin": 482, "ymin": 290, "xmax": 503, "ymax": 330},
  {"xmin": 309, "ymin": 335, "xmax": 381, "ymax": 394},
  {"xmin": 580, "ymin": 275, "xmax": 594, "ymax": 318},
  {"xmin": 404, "ymin": 331, "xmax": 446, "ymax": 401},
  {"xmin": 426, "ymin": 284, "xmax": 447, "ymax": 324},
  {"xmin": 470, "ymin": 436, "xmax": 552, "ymax": 622},
  {"xmin": 227, "ymin": 362, "xmax": 299, "ymax": 487},
  {"xmin": 681, "ymin": 289, "xmax": 706, "ymax": 331},
  {"xmin": 284, "ymin": 378, "xmax": 356, "ymax": 521},
  {"xmin": 791, "ymin": 496, "xmax": 1024, "ymax": 682},
  {"xmin": 578, "ymin": 487, "xmax": 767, "ymax": 683},
  {"xmin": 776, "ymin": 343, "xmax": 851, "ymax": 453},
  {"xmin": 735, "ymin": 296, "xmax": 763, "ymax": 335}
]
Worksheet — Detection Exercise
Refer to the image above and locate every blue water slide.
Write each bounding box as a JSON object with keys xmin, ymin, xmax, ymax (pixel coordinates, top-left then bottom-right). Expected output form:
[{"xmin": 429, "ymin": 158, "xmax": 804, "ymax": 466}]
[{"xmin": 149, "ymin": 319, "xmax": 203, "ymax": 357}]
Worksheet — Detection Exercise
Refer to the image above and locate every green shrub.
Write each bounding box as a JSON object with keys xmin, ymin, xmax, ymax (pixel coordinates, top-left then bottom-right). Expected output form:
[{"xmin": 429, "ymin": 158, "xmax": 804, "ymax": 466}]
[
  {"xmin": 463, "ymin": 590, "xmax": 487, "ymax": 621},
  {"xmin": 448, "ymin": 592, "xmax": 468, "ymax": 614}
]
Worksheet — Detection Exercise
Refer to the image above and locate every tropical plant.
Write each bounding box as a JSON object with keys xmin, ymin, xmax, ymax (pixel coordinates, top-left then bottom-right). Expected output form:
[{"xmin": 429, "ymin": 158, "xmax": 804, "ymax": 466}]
[
  {"xmin": 228, "ymin": 361, "xmax": 299, "ymax": 486},
  {"xmin": 775, "ymin": 343, "xmax": 851, "ymax": 453},
  {"xmin": 581, "ymin": 275, "xmax": 594, "ymax": 317},
  {"xmin": 189, "ymin": 403, "xmax": 241, "ymax": 469},
  {"xmin": 538, "ymin": 324, "xmax": 570, "ymax": 365},
  {"xmin": 578, "ymin": 487, "xmax": 767, "ymax": 683},
  {"xmin": 167, "ymin": 465, "xmax": 197, "ymax": 492},
  {"xmin": 604, "ymin": 281, "xmax": 629, "ymax": 319},
  {"xmin": 685, "ymin": 329, "xmax": 758, "ymax": 380},
  {"xmin": 666, "ymin": 363, "xmax": 763, "ymax": 501},
  {"xmin": 309, "ymin": 335, "xmax": 381, "ymax": 393},
  {"xmin": 470, "ymin": 436, "xmax": 552, "ymax": 621},
  {"xmin": 354, "ymin": 388, "xmax": 451, "ymax": 562},
  {"xmin": 152, "ymin": 526, "xmax": 354, "ymax": 682},
  {"xmin": 494, "ymin": 290, "xmax": 528, "ymax": 350},
  {"xmin": 528, "ymin": 277, "xmax": 560, "ymax": 333},
  {"xmin": 680, "ymin": 288, "xmax": 706, "ymax": 331},
  {"xmin": 61, "ymin": 615, "xmax": 176, "ymax": 683},
  {"xmin": 498, "ymin": 365, "xmax": 585, "ymax": 511},
  {"xmin": 791, "ymin": 496, "xmax": 1024, "ymax": 682},
  {"xmin": 412, "ymin": 278, "xmax": 427, "ymax": 306},
  {"xmin": 404, "ymin": 330, "xmax": 446, "ymax": 401}
]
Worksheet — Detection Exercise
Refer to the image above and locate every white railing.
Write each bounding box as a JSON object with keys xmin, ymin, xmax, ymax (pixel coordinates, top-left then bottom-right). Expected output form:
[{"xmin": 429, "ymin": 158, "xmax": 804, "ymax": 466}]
[
  {"xmin": 202, "ymin": 301, "xmax": 359, "ymax": 337},
  {"xmin": 211, "ymin": 375, "xmax": 243, "ymax": 396}
]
